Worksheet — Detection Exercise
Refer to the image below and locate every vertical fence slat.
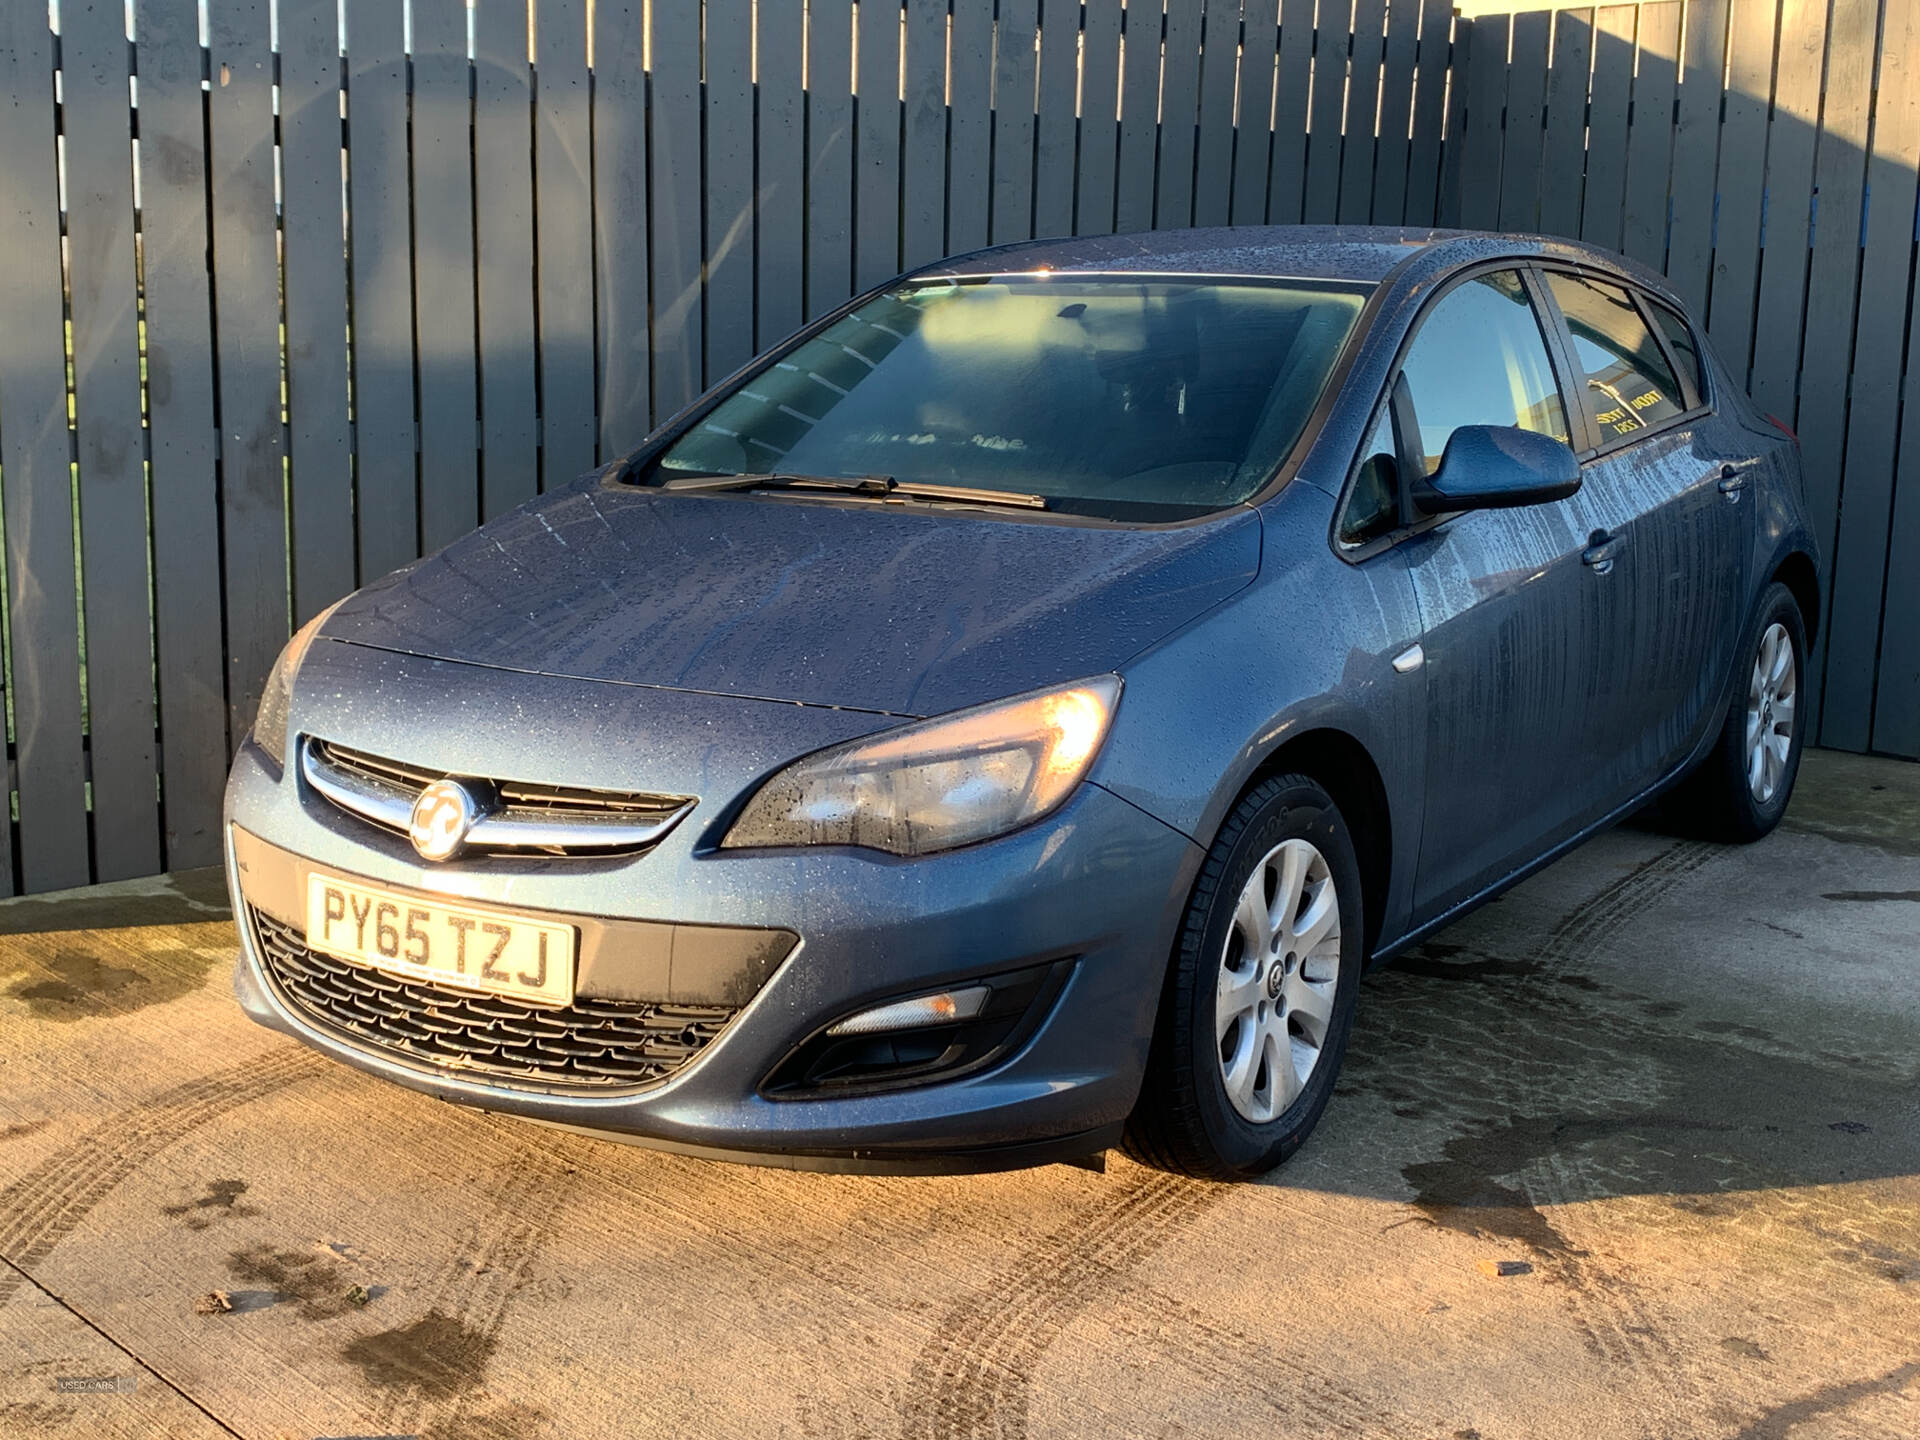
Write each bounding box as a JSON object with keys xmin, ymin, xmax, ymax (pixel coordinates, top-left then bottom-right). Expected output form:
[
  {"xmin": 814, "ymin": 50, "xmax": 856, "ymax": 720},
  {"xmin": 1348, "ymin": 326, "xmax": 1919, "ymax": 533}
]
[
  {"xmin": 1233, "ymin": 0, "xmax": 1282, "ymax": 224},
  {"xmin": 411, "ymin": 0, "xmax": 479, "ymax": 551},
  {"xmin": 1303, "ymin": 0, "xmax": 1353, "ymax": 223},
  {"xmin": 1792, "ymin": 0, "xmax": 1877, "ymax": 736},
  {"xmin": 1157, "ymin": 0, "xmax": 1205, "ymax": 229},
  {"xmin": 706, "ymin": 0, "xmax": 756, "ymax": 375},
  {"xmin": 1495, "ymin": 9, "xmax": 1549, "ymax": 232},
  {"xmin": 992, "ymin": 0, "xmax": 1040, "ymax": 243},
  {"xmin": 1831, "ymin": 0, "xmax": 1920, "ymax": 752},
  {"xmin": 1877, "ymin": 336, "xmax": 1920, "ymax": 752},
  {"xmin": 65, "ymin": 0, "xmax": 160, "ymax": 880},
  {"xmin": 947, "ymin": 0, "xmax": 992, "ymax": 253},
  {"xmin": 1664, "ymin": 0, "xmax": 1729, "ymax": 315},
  {"xmin": 1402, "ymin": 0, "xmax": 1452, "ymax": 225},
  {"xmin": 1268, "ymin": 0, "xmax": 1317, "ymax": 223},
  {"xmin": 650, "ymin": 0, "xmax": 703, "ymax": 411},
  {"xmin": 593, "ymin": 1, "xmax": 651, "ymax": 452},
  {"xmin": 1116, "ymin": 0, "xmax": 1164, "ymax": 233},
  {"xmin": 1878, "ymin": 495, "xmax": 1920, "ymax": 754},
  {"xmin": 278, "ymin": 0, "xmax": 354, "ymax": 616},
  {"xmin": 207, "ymin": 1, "xmax": 288, "ymax": 746},
  {"xmin": 1704, "ymin": 0, "xmax": 1778, "ymax": 377},
  {"xmin": 1436, "ymin": 10, "xmax": 1470, "ymax": 226},
  {"xmin": 1076, "ymin": 0, "xmax": 1122, "ymax": 233},
  {"xmin": 1538, "ymin": 8, "xmax": 1593, "ymax": 240},
  {"xmin": 0, "ymin": 6, "xmax": 82, "ymax": 892},
  {"xmin": 138, "ymin": 0, "xmax": 227, "ymax": 868},
  {"xmin": 1370, "ymin": 0, "xmax": 1418, "ymax": 224},
  {"xmin": 1191, "ymin": 0, "xmax": 1239, "ymax": 226},
  {"xmin": 1033, "ymin": 0, "xmax": 1080, "ymax": 238},
  {"xmin": 533, "ymin": 0, "xmax": 596, "ymax": 470},
  {"xmin": 1620, "ymin": 3, "xmax": 1679, "ymax": 269},
  {"xmin": 1338, "ymin": 0, "xmax": 1386, "ymax": 223},
  {"xmin": 474, "ymin": 0, "xmax": 538, "ymax": 513},
  {"xmin": 1455, "ymin": 14, "xmax": 1507, "ymax": 230},
  {"xmin": 344, "ymin": 0, "xmax": 418, "ymax": 578},
  {"xmin": 1745, "ymin": 0, "xmax": 1826, "ymax": 426},
  {"xmin": 1579, "ymin": 6, "xmax": 1637, "ymax": 250},
  {"xmin": 855, "ymin": 0, "xmax": 904, "ymax": 281},
  {"xmin": 901, "ymin": 0, "xmax": 947, "ymax": 266},
  {"xmin": 755, "ymin": 0, "xmax": 805, "ymax": 338},
  {"xmin": 1712, "ymin": 0, "xmax": 1781, "ymax": 378}
]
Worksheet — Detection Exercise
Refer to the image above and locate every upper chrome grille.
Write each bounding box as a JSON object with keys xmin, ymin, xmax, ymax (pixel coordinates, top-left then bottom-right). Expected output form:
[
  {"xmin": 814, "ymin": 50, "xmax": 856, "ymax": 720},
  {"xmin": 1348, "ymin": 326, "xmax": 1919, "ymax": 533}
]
[{"xmin": 302, "ymin": 738, "xmax": 695, "ymax": 856}]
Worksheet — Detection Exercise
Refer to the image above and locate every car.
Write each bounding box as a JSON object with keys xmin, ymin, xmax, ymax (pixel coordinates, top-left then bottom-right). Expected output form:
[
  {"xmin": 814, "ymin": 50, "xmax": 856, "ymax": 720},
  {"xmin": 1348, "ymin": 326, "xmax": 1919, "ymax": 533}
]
[{"xmin": 225, "ymin": 226, "xmax": 1820, "ymax": 1180}]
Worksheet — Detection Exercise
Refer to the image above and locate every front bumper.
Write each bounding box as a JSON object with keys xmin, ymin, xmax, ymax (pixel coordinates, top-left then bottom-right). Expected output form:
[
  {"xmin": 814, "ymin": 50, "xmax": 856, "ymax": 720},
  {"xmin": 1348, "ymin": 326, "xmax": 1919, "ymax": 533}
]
[{"xmin": 226, "ymin": 674, "xmax": 1202, "ymax": 1171}]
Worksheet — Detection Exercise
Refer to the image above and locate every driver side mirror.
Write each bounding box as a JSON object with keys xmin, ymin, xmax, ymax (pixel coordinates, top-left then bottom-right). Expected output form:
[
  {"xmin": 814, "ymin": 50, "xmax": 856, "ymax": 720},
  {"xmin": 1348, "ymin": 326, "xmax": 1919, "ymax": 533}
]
[{"xmin": 1409, "ymin": 425, "xmax": 1582, "ymax": 516}]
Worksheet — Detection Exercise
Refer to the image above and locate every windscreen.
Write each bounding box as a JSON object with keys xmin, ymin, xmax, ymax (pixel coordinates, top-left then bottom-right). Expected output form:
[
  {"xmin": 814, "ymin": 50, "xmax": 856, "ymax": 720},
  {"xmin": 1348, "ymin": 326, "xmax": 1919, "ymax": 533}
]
[{"xmin": 650, "ymin": 276, "xmax": 1370, "ymax": 519}]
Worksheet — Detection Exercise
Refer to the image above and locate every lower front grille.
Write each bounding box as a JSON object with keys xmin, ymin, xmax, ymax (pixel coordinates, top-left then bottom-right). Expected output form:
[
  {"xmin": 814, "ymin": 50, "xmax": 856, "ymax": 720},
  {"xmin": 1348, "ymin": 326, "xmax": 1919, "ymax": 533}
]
[{"xmin": 249, "ymin": 907, "xmax": 735, "ymax": 1091}]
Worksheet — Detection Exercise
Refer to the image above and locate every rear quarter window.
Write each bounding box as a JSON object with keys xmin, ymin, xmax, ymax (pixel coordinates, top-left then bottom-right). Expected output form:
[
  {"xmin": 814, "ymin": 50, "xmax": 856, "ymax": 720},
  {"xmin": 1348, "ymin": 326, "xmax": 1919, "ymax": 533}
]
[{"xmin": 1646, "ymin": 299, "xmax": 1707, "ymax": 405}]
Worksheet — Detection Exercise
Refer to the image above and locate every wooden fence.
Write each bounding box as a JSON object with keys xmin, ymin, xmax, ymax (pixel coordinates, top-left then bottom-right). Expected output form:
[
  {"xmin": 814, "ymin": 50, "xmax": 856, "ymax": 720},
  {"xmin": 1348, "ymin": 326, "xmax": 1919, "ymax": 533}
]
[
  {"xmin": 0, "ymin": 0, "xmax": 1911, "ymax": 899},
  {"xmin": 1443, "ymin": 0, "xmax": 1920, "ymax": 761}
]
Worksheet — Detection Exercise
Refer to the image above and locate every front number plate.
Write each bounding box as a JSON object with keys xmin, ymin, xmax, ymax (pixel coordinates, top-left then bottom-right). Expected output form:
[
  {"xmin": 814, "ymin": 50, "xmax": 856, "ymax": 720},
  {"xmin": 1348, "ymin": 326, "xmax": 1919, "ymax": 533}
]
[{"xmin": 304, "ymin": 874, "xmax": 576, "ymax": 1007}]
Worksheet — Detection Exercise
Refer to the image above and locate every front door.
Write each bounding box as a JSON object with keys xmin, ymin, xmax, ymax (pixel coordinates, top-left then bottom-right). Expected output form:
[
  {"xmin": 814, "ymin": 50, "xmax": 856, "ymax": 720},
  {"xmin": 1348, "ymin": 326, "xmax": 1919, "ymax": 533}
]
[{"xmin": 1386, "ymin": 269, "xmax": 1633, "ymax": 925}]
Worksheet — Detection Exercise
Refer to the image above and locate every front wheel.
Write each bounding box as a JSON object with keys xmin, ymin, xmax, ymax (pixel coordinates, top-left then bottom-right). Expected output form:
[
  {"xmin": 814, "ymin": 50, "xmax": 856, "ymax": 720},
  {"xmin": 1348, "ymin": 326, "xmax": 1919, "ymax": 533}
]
[
  {"xmin": 1675, "ymin": 581, "xmax": 1809, "ymax": 842},
  {"xmin": 1123, "ymin": 774, "xmax": 1365, "ymax": 1180}
]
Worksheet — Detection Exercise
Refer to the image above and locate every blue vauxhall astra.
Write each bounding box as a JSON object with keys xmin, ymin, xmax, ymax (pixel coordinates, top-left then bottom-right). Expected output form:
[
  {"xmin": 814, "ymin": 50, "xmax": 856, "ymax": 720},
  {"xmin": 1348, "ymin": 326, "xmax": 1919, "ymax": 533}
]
[{"xmin": 226, "ymin": 227, "xmax": 1819, "ymax": 1178}]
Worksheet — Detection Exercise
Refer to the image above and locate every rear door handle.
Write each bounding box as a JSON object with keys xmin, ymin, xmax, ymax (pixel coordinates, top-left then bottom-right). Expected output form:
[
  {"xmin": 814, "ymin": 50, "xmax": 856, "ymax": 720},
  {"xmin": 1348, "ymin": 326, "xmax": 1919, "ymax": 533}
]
[
  {"xmin": 1717, "ymin": 461, "xmax": 1757, "ymax": 496},
  {"xmin": 1582, "ymin": 531, "xmax": 1624, "ymax": 574}
]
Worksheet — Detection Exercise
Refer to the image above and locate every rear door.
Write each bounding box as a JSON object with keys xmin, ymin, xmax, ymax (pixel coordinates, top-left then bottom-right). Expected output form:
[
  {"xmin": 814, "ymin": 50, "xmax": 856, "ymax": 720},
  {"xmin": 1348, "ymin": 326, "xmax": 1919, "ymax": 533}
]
[
  {"xmin": 1342, "ymin": 267, "xmax": 1632, "ymax": 926},
  {"xmin": 1537, "ymin": 270, "xmax": 1754, "ymax": 785}
]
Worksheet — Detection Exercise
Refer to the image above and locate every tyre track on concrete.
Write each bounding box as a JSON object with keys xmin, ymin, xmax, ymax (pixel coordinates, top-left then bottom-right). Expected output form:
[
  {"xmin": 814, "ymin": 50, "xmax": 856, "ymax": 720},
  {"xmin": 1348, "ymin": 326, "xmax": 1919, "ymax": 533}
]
[
  {"xmin": 896, "ymin": 1171, "xmax": 1224, "ymax": 1440},
  {"xmin": 1524, "ymin": 840, "xmax": 1723, "ymax": 1411},
  {"xmin": 0, "ymin": 1047, "xmax": 327, "ymax": 1307},
  {"xmin": 897, "ymin": 842, "xmax": 1732, "ymax": 1439},
  {"xmin": 358, "ymin": 1118, "xmax": 590, "ymax": 1439},
  {"xmin": 1112, "ymin": 1283, "xmax": 1424, "ymax": 1437},
  {"xmin": 1533, "ymin": 839, "xmax": 1723, "ymax": 970},
  {"xmin": 1397, "ymin": 839, "xmax": 1727, "ymax": 1414}
]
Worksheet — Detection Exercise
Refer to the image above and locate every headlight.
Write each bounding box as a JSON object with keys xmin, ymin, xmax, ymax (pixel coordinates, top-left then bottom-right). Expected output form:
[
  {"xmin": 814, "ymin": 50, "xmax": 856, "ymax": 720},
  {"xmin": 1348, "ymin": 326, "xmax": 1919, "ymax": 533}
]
[
  {"xmin": 253, "ymin": 600, "xmax": 345, "ymax": 767},
  {"xmin": 723, "ymin": 676, "xmax": 1121, "ymax": 856}
]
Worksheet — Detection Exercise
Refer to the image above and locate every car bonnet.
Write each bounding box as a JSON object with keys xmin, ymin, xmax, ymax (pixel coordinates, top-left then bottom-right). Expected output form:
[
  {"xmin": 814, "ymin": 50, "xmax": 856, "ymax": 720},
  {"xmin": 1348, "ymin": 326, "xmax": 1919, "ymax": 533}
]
[{"xmin": 321, "ymin": 478, "xmax": 1263, "ymax": 717}]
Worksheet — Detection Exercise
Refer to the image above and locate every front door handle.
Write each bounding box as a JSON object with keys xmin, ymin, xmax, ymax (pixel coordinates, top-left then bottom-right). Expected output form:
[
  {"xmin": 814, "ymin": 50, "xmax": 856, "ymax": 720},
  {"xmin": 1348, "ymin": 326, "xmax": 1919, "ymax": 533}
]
[
  {"xmin": 1582, "ymin": 531, "xmax": 1624, "ymax": 574},
  {"xmin": 1717, "ymin": 461, "xmax": 1757, "ymax": 497}
]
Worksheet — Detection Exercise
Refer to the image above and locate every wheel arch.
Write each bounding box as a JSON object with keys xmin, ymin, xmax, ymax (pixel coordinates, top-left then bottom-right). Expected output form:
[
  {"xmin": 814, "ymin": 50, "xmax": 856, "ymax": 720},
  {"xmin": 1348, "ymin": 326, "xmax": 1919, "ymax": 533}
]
[
  {"xmin": 1234, "ymin": 727, "xmax": 1394, "ymax": 960},
  {"xmin": 1770, "ymin": 549, "xmax": 1820, "ymax": 637}
]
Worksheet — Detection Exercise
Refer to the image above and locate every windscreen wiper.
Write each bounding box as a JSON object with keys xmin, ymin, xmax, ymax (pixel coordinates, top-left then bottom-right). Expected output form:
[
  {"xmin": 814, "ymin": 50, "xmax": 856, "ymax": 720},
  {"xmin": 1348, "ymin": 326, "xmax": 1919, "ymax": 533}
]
[
  {"xmin": 657, "ymin": 471, "xmax": 1048, "ymax": 510},
  {"xmin": 888, "ymin": 479, "xmax": 1049, "ymax": 510},
  {"xmin": 658, "ymin": 471, "xmax": 895, "ymax": 495}
]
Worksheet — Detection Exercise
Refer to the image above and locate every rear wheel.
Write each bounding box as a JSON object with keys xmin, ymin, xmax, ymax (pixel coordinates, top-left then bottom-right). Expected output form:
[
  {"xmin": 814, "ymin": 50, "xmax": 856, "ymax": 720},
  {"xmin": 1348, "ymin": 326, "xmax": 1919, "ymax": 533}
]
[
  {"xmin": 1674, "ymin": 581, "xmax": 1808, "ymax": 842},
  {"xmin": 1124, "ymin": 774, "xmax": 1364, "ymax": 1180}
]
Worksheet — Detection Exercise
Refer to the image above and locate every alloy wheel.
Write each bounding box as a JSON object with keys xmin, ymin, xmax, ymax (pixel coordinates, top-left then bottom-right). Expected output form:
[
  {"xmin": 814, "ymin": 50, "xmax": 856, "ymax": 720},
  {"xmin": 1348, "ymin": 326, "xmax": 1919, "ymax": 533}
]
[
  {"xmin": 1216, "ymin": 838, "xmax": 1342, "ymax": 1123},
  {"xmin": 1745, "ymin": 621, "xmax": 1797, "ymax": 805}
]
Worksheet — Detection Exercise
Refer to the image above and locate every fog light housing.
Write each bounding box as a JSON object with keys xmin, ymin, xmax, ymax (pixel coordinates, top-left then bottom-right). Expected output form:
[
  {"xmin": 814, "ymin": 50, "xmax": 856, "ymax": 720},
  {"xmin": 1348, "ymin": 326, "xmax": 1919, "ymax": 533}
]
[{"xmin": 763, "ymin": 961, "xmax": 1074, "ymax": 1096}]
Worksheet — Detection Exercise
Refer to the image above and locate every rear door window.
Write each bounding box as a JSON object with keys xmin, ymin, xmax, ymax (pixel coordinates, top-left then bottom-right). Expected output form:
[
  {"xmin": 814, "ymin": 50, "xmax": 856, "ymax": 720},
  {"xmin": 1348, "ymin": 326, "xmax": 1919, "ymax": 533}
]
[
  {"xmin": 1543, "ymin": 271, "xmax": 1686, "ymax": 441},
  {"xmin": 1396, "ymin": 270, "xmax": 1569, "ymax": 475}
]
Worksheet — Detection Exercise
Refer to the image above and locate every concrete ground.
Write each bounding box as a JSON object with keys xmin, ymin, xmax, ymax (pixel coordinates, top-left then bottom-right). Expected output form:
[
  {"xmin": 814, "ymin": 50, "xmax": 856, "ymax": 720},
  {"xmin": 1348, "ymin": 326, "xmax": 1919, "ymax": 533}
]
[{"xmin": 0, "ymin": 751, "xmax": 1915, "ymax": 1440}]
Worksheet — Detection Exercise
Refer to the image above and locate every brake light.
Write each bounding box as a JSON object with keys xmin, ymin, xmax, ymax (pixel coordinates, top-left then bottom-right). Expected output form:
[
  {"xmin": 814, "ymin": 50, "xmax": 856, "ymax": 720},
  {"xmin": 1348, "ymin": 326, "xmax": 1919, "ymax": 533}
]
[{"xmin": 1766, "ymin": 412, "xmax": 1798, "ymax": 442}]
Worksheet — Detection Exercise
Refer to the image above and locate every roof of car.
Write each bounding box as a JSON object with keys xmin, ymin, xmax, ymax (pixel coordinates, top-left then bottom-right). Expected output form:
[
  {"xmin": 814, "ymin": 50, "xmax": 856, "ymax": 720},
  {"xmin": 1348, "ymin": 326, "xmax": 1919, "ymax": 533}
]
[{"xmin": 910, "ymin": 225, "xmax": 1640, "ymax": 289}]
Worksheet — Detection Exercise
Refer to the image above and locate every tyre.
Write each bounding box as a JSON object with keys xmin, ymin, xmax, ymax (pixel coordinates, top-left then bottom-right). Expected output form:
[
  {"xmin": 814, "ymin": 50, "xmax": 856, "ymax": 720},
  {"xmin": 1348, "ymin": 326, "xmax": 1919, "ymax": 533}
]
[
  {"xmin": 1124, "ymin": 774, "xmax": 1365, "ymax": 1180},
  {"xmin": 1672, "ymin": 582, "xmax": 1808, "ymax": 843}
]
